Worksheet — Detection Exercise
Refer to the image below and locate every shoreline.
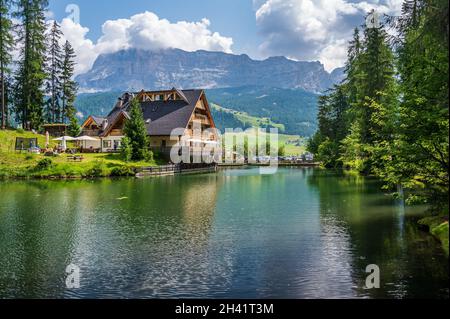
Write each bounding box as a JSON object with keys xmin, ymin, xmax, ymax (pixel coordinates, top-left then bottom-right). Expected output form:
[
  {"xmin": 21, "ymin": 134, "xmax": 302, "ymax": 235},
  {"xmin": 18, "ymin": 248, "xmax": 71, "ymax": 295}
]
[{"xmin": 418, "ymin": 215, "xmax": 449, "ymax": 256}]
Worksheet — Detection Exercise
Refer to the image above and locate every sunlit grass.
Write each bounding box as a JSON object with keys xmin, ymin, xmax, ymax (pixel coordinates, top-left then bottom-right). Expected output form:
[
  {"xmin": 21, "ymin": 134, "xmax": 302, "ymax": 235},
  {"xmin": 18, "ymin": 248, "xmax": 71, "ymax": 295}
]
[{"xmin": 0, "ymin": 129, "xmax": 159, "ymax": 178}]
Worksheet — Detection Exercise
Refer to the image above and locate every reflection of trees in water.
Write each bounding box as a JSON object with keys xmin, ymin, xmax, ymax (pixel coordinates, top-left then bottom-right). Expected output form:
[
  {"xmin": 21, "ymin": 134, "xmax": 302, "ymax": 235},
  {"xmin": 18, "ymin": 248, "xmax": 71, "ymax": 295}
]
[
  {"xmin": 0, "ymin": 180, "xmax": 96, "ymax": 298},
  {"xmin": 305, "ymin": 169, "xmax": 449, "ymax": 298}
]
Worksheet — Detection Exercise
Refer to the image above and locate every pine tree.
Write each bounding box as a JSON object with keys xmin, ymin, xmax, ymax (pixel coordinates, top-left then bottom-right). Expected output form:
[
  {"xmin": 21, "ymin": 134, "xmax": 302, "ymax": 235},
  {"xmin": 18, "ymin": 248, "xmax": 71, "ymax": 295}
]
[
  {"xmin": 45, "ymin": 20, "xmax": 63, "ymax": 123},
  {"xmin": 123, "ymin": 98, "xmax": 151, "ymax": 161},
  {"xmin": 67, "ymin": 114, "xmax": 80, "ymax": 137},
  {"xmin": 344, "ymin": 28, "xmax": 363, "ymax": 121},
  {"xmin": 60, "ymin": 40, "xmax": 77, "ymax": 124},
  {"xmin": 357, "ymin": 19, "xmax": 396, "ymax": 145},
  {"xmin": 0, "ymin": 0, "xmax": 14, "ymax": 129},
  {"xmin": 313, "ymin": 85, "xmax": 349, "ymax": 167},
  {"xmin": 14, "ymin": 0, "xmax": 48, "ymax": 130}
]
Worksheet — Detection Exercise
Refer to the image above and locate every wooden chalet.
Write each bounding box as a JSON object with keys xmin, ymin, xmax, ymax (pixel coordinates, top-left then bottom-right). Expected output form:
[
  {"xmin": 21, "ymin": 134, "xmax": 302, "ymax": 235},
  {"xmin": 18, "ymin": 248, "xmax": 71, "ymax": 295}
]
[
  {"xmin": 42, "ymin": 124, "xmax": 68, "ymax": 137},
  {"xmin": 80, "ymin": 88, "xmax": 218, "ymax": 155}
]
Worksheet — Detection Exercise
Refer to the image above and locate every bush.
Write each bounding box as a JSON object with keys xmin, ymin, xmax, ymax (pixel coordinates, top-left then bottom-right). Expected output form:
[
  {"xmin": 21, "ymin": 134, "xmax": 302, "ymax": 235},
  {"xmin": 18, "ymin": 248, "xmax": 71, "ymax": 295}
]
[
  {"xmin": 145, "ymin": 150, "xmax": 154, "ymax": 162},
  {"xmin": 120, "ymin": 137, "xmax": 132, "ymax": 162},
  {"xmin": 317, "ymin": 139, "xmax": 341, "ymax": 168},
  {"xmin": 85, "ymin": 161, "xmax": 108, "ymax": 177},
  {"xmin": 110, "ymin": 165, "xmax": 136, "ymax": 177},
  {"xmin": 278, "ymin": 144, "xmax": 286, "ymax": 156},
  {"xmin": 35, "ymin": 158, "xmax": 53, "ymax": 170},
  {"xmin": 16, "ymin": 128, "xmax": 25, "ymax": 134}
]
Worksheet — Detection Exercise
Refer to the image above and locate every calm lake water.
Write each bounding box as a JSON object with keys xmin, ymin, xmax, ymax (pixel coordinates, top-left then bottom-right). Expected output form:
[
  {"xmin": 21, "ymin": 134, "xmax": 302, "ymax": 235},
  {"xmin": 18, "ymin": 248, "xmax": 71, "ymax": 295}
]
[{"xmin": 0, "ymin": 168, "xmax": 448, "ymax": 299}]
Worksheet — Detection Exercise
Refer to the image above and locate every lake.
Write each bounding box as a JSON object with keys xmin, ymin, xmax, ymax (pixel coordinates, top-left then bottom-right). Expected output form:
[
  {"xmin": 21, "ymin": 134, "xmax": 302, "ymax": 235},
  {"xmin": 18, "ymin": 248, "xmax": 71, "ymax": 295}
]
[{"xmin": 0, "ymin": 168, "xmax": 448, "ymax": 298}]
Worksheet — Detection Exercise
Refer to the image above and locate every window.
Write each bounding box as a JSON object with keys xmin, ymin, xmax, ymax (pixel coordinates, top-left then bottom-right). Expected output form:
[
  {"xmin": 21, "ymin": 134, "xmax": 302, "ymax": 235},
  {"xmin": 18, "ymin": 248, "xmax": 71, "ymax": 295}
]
[
  {"xmin": 103, "ymin": 140, "xmax": 112, "ymax": 149},
  {"xmin": 161, "ymin": 140, "xmax": 167, "ymax": 149}
]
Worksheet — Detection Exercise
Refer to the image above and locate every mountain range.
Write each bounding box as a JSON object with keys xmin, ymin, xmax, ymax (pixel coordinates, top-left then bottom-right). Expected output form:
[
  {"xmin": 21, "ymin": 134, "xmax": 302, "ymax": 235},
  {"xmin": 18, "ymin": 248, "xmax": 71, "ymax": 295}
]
[{"xmin": 76, "ymin": 48, "xmax": 344, "ymax": 93}]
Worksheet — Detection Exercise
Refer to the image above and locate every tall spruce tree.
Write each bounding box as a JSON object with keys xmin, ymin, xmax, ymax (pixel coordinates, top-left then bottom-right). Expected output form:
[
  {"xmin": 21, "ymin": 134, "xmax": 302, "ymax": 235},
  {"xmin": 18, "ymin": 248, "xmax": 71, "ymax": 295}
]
[
  {"xmin": 0, "ymin": 0, "xmax": 14, "ymax": 129},
  {"xmin": 357, "ymin": 18, "xmax": 396, "ymax": 145},
  {"xmin": 60, "ymin": 40, "xmax": 77, "ymax": 124},
  {"xmin": 45, "ymin": 20, "xmax": 63, "ymax": 123},
  {"xmin": 123, "ymin": 98, "xmax": 151, "ymax": 161},
  {"xmin": 14, "ymin": 0, "xmax": 48, "ymax": 130}
]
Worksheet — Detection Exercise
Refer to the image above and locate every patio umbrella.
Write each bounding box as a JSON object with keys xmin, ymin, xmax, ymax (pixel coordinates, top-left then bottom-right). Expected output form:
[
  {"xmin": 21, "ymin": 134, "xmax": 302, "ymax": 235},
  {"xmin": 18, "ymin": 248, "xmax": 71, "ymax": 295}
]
[
  {"xmin": 45, "ymin": 131, "xmax": 49, "ymax": 148},
  {"xmin": 74, "ymin": 136, "xmax": 99, "ymax": 149},
  {"xmin": 52, "ymin": 136, "xmax": 76, "ymax": 141},
  {"xmin": 52, "ymin": 136, "xmax": 75, "ymax": 151}
]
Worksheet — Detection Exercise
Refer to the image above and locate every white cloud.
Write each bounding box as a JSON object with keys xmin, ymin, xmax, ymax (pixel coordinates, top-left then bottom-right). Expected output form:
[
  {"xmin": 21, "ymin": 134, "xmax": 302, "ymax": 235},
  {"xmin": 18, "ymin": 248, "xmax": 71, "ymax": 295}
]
[
  {"xmin": 255, "ymin": 0, "xmax": 403, "ymax": 71},
  {"xmin": 44, "ymin": 10, "xmax": 54, "ymax": 20},
  {"xmin": 58, "ymin": 12, "xmax": 233, "ymax": 76},
  {"xmin": 60, "ymin": 18, "xmax": 96, "ymax": 76}
]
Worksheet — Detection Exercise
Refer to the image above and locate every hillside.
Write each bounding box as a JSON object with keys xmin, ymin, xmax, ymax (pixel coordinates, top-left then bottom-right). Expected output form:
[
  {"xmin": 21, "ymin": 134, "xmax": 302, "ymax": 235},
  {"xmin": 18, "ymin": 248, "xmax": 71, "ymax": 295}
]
[
  {"xmin": 207, "ymin": 86, "xmax": 318, "ymax": 136},
  {"xmin": 0, "ymin": 129, "xmax": 159, "ymax": 179},
  {"xmin": 212, "ymin": 103, "xmax": 285, "ymax": 132},
  {"xmin": 76, "ymin": 48, "xmax": 344, "ymax": 93}
]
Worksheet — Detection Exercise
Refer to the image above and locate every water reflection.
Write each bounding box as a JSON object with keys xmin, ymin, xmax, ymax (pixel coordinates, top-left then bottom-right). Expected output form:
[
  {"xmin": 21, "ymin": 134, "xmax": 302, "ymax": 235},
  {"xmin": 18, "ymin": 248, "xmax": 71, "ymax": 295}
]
[
  {"xmin": 0, "ymin": 168, "xmax": 448, "ymax": 299},
  {"xmin": 306, "ymin": 169, "xmax": 449, "ymax": 298}
]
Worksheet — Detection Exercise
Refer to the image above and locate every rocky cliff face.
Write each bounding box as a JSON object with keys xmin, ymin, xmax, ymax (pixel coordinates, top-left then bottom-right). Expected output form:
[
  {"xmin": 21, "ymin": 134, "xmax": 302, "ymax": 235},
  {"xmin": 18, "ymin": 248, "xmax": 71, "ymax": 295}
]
[{"xmin": 76, "ymin": 48, "xmax": 344, "ymax": 93}]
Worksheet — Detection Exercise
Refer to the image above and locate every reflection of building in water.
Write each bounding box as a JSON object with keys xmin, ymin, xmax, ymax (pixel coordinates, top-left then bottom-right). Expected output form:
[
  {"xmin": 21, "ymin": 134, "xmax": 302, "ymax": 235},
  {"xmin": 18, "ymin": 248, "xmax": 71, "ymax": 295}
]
[
  {"xmin": 181, "ymin": 175, "xmax": 219, "ymax": 234},
  {"xmin": 138, "ymin": 175, "xmax": 226, "ymax": 297}
]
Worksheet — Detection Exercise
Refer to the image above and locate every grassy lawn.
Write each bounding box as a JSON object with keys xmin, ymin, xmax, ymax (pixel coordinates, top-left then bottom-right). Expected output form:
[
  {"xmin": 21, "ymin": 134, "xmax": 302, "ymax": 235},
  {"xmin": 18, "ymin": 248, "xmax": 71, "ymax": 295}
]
[
  {"xmin": 212, "ymin": 103, "xmax": 286, "ymax": 132},
  {"xmin": 0, "ymin": 129, "xmax": 160, "ymax": 179},
  {"xmin": 223, "ymin": 130, "xmax": 306, "ymax": 156}
]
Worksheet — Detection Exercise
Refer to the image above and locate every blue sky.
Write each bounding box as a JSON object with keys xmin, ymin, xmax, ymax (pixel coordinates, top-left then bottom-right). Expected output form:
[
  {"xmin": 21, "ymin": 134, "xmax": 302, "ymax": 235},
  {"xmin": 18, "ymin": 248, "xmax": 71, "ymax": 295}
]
[
  {"xmin": 48, "ymin": 0, "xmax": 261, "ymax": 57},
  {"xmin": 47, "ymin": 0, "xmax": 404, "ymax": 75}
]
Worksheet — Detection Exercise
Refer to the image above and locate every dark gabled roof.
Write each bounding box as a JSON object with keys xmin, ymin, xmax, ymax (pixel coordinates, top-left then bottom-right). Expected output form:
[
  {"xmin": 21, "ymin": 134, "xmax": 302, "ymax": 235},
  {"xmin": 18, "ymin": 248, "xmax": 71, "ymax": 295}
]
[
  {"xmin": 86, "ymin": 89, "xmax": 205, "ymax": 137},
  {"xmin": 91, "ymin": 116, "xmax": 106, "ymax": 126},
  {"xmin": 99, "ymin": 109, "xmax": 129, "ymax": 137},
  {"xmin": 139, "ymin": 89, "xmax": 203, "ymax": 136}
]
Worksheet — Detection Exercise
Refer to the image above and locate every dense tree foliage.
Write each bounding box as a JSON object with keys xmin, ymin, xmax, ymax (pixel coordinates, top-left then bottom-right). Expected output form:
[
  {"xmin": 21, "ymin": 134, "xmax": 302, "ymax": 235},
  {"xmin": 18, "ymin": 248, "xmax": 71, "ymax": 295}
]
[
  {"xmin": 0, "ymin": 1, "xmax": 79, "ymax": 131},
  {"xmin": 309, "ymin": 1, "xmax": 449, "ymax": 205},
  {"xmin": 14, "ymin": 0, "xmax": 48, "ymax": 130},
  {"xmin": 123, "ymin": 98, "xmax": 151, "ymax": 161}
]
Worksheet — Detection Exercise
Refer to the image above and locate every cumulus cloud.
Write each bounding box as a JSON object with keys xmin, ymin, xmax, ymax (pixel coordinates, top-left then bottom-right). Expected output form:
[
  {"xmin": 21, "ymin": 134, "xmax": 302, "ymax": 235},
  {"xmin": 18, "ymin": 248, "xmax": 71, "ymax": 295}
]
[
  {"xmin": 255, "ymin": 0, "xmax": 403, "ymax": 71},
  {"xmin": 57, "ymin": 12, "xmax": 233, "ymax": 76}
]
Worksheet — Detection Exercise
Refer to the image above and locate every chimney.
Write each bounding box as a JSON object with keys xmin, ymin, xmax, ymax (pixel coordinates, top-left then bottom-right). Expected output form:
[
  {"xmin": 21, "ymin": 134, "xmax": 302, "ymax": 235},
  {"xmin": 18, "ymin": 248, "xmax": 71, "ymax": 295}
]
[
  {"xmin": 122, "ymin": 93, "xmax": 130, "ymax": 105},
  {"xmin": 102, "ymin": 119, "xmax": 108, "ymax": 131},
  {"xmin": 115, "ymin": 98, "xmax": 123, "ymax": 109}
]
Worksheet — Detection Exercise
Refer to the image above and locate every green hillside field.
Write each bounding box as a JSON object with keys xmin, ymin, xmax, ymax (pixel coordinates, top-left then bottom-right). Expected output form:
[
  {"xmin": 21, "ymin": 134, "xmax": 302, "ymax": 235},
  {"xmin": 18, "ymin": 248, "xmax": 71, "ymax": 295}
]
[{"xmin": 0, "ymin": 129, "xmax": 159, "ymax": 179}]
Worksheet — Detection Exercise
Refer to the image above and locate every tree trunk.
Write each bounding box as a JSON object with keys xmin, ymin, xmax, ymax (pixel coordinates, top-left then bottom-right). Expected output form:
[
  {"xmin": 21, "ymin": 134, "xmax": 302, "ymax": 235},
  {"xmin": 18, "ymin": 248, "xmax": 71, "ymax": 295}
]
[
  {"xmin": 0, "ymin": 9, "xmax": 5, "ymax": 130},
  {"xmin": 1, "ymin": 68, "xmax": 5, "ymax": 130}
]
